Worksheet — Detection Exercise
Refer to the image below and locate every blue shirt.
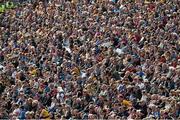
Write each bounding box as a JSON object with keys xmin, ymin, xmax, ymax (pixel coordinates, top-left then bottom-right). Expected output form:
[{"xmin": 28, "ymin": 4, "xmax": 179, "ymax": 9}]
[{"xmin": 19, "ymin": 110, "xmax": 26, "ymax": 119}]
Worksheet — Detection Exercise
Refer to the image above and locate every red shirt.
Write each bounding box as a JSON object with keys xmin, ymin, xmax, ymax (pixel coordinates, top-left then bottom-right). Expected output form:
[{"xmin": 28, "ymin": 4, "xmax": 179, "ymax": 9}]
[
  {"xmin": 159, "ymin": 56, "xmax": 166, "ymax": 63},
  {"xmin": 133, "ymin": 34, "xmax": 141, "ymax": 43}
]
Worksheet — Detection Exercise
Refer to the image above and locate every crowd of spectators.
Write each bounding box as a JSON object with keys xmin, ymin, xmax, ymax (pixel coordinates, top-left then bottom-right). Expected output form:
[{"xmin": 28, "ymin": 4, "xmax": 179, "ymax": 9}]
[{"xmin": 0, "ymin": 0, "xmax": 180, "ymax": 119}]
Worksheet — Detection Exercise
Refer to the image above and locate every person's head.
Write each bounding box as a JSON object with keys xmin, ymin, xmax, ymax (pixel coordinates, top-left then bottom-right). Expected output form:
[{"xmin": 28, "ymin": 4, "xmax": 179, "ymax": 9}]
[
  {"xmin": 88, "ymin": 114, "xmax": 96, "ymax": 119},
  {"xmin": 136, "ymin": 110, "xmax": 143, "ymax": 119},
  {"xmin": 27, "ymin": 98, "xmax": 33, "ymax": 104},
  {"xmin": 118, "ymin": 94, "xmax": 124, "ymax": 101},
  {"xmin": 32, "ymin": 100, "xmax": 38, "ymax": 107},
  {"xmin": 25, "ymin": 111, "xmax": 31, "ymax": 119}
]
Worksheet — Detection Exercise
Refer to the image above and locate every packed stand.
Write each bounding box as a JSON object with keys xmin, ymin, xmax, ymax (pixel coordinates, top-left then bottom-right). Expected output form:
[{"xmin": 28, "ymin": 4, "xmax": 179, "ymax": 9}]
[{"xmin": 0, "ymin": 0, "xmax": 180, "ymax": 119}]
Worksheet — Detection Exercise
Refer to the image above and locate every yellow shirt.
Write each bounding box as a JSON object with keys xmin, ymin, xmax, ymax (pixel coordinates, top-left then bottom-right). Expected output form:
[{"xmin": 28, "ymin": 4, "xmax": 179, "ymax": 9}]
[
  {"xmin": 122, "ymin": 100, "xmax": 132, "ymax": 107},
  {"xmin": 72, "ymin": 67, "xmax": 80, "ymax": 75},
  {"xmin": 41, "ymin": 109, "xmax": 50, "ymax": 119},
  {"xmin": 31, "ymin": 69, "xmax": 37, "ymax": 75}
]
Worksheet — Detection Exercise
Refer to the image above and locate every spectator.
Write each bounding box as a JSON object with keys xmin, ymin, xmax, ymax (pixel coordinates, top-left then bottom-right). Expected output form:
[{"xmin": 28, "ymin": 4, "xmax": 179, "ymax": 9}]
[{"xmin": 0, "ymin": 0, "xmax": 180, "ymax": 119}]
